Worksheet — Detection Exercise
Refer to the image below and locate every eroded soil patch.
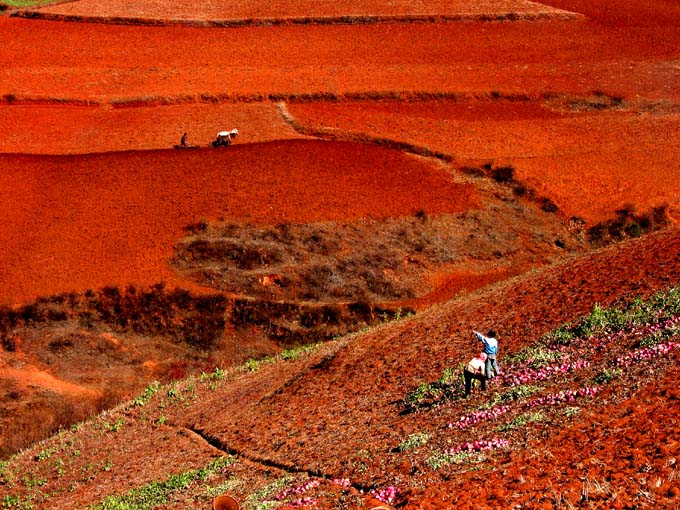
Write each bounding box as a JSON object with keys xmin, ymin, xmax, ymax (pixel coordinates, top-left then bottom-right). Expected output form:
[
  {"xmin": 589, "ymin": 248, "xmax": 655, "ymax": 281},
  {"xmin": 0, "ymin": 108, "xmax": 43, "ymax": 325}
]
[{"xmin": 172, "ymin": 193, "xmax": 584, "ymax": 305}]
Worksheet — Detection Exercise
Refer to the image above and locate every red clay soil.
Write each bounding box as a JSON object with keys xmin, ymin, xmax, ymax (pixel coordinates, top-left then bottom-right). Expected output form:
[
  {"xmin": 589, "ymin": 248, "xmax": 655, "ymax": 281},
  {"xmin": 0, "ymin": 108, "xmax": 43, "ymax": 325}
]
[
  {"xmin": 24, "ymin": 0, "xmax": 574, "ymax": 22},
  {"xmin": 287, "ymin": 100, "xmax": 680, "ymax": 223},
  {"xmin": 5, "ymin": 228, "xmax": 676, "ymax": 509},
  {"xmin": 0, "ymin": 103, "xmax": 305, "ymax": 154},
  {"xmin": 0, "ymin": 140, "xmax": 478, "ymax": 305},
  {"xmin": 1, "ymin": 13, "xmax": 679, "ymax": 103},
  {"xmin": 180, "ymin": 227, "xmax": 680, "ymax": 508}
]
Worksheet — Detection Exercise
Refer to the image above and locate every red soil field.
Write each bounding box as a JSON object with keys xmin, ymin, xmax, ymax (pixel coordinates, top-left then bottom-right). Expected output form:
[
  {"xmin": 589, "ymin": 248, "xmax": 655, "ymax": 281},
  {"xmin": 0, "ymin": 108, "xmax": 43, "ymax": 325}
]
[
  {"xmin": 6, "ymin": 226, "xmax": 675, "ymax": 509},
  {"xmin": 0, "ymin": 141, "xmax": 478, "ymax": 305},
  {"xmin": 287, "ymin": 100, "xmax": 680, "ymax": 223},
  {"xmin": 1, "ymin": 0, "xmax": 679, "ymax": 508},
  {"xmin": 1, "ymin": 15, "xmax": 679, "ymax": 103},
  {"xmin": 26, "ymin": 0, "xmax": 575, "ymax": 22},
  {"xmin": 0, "ymin": 103, "xmax": 304, "ymax": 154}
]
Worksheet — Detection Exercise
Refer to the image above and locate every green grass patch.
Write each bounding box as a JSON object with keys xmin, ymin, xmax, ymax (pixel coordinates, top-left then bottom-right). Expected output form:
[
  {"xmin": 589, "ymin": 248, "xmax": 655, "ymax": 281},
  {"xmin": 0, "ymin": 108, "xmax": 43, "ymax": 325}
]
[
  {"xmin": 94, "ymin": 456, "xmax": 235, "ymax": 510},
  {"xmin": 402, "ymin": 366, "xmax": 460, "ymax": 412},
  {"xmin": 426, "ymin": 450, "xmax": 486, "ymax": 470},
  {"xmin": 497, "ymin": 411, "xmax": 545, "ymax": 431},
  {"xmin": 397, "ymin": 432, "xmax": 431, "ymax": 452},
  {"xmin": 1, "ymin": 0, "xmax": 55, "ymax": 7}
]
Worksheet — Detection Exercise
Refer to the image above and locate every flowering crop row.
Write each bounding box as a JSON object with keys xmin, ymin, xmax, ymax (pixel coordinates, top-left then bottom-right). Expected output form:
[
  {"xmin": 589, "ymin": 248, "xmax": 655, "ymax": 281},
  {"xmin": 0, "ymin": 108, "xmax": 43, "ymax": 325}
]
[
  {"xmin": 447, "ymin": 405, "xmax": 511, "ymax": 430},
  {"xmin": 331, "ymin": 478, "xmax": 351, "ymax": 488},
  {"xmin": 526, "ymin": 387, "xmax": 599, "ymax": 407},
  {"xmin": 498, "ymin": 360, "xmax": 590, "ymax": 386},
  {"xmin": 615, "ymin": 341, "xmax": 679, "ymax": 368},
  {"xmin": 270, "ymin": 479, "xmax": 320, "ymax": 502},
  {"xmin": 629, "ymin": 314, "xmax": 680, "ymax": 338},
  {"xmin": 447, "ymin": 438, "xmax": 510, "ymax": 454},
  {"xmin": 287, "ymin": 497, "xmax": 317, "ymax": 507},
  {"xmin": 370, "ymin": 486, "xmax": 398, "ymax": 505}
]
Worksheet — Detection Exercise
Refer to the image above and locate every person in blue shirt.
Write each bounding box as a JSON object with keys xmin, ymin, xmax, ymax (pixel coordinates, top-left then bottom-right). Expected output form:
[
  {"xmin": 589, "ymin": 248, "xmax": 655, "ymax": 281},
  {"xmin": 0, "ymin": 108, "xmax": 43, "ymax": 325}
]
[{"xmin": 474, "ymin": 330, "xmax": 500, "ymax": 379}]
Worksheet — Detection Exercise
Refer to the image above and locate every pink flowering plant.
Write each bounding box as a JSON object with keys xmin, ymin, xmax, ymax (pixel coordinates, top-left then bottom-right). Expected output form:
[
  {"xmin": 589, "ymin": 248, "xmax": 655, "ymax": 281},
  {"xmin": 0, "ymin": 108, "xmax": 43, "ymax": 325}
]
[
  {"xmin": 370, "ymin": 486, "xmax": 398, "ymax": 505},
  {"xmin": 261, "ymin": 478, "xmax": 321, "ymax": 508},
  {"xmin": 448, "ymin": 405, "xmax": 511, "ymax": 430}
]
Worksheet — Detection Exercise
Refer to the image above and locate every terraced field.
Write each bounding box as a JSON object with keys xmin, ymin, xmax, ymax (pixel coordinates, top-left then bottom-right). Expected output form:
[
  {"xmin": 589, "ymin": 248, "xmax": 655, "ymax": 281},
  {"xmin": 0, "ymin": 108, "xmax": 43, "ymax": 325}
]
[{"xmin": 0, "ymin": 0, "xmax": 679, "ymax": 508}]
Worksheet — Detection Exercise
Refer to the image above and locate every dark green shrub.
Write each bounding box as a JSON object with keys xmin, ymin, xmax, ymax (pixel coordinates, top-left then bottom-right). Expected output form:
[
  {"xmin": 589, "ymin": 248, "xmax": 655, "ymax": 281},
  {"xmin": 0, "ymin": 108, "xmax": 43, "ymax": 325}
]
[{"xmin": 491, "ymin": 166, "xmax": 515, "ymax": 183}]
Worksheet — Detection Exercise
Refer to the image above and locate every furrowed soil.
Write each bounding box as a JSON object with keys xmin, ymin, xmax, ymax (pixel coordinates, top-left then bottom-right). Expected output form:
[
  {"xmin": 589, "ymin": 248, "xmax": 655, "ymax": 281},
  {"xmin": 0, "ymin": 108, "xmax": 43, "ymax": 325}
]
[{"xmin": 0, "ymin": 0, "xmax": 679, "ymax": 509}]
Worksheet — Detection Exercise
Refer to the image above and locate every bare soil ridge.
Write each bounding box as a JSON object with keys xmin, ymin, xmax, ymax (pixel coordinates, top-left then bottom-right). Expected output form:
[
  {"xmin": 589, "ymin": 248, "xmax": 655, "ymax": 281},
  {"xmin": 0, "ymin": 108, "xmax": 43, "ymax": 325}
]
[{"xmin": 14, "ymin": 0, "xmax": 579, "ymax": 26}]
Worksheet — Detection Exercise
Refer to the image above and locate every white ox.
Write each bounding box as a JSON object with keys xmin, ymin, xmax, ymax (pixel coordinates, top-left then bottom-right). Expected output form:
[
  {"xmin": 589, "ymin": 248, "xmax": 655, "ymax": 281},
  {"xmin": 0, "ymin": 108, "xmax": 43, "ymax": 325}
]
[{"xmin": 216, "ymin": 128, "xmax": 239, "ymax": 143}]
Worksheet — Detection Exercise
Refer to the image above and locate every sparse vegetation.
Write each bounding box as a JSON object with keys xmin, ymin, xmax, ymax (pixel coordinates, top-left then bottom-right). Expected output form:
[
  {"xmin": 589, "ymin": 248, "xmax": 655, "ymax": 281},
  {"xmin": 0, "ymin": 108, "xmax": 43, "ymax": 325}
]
[
  {"xmin": 402, "ymin": 367, "xmax": 460, "ymax": 412},
  {"xmin": 94, "ymin": 456, "xmax": 235, "ymax": 510},
  {"xmin": 426, "ymin": 450, "xmax": 486, "ymax": 470},
  {"xmin": 587, "ymin": 204, "xmax": 670, "ymax": 247},
  {"xmin": 497, "ymin": 411, "xmax": 545, "ymax": 431},
  {"xmin": 397, "ymin": 432, "xmax": 431, "ymax": 452},
  {"xmin": 593, "ymin": 367, "xmax": 622, "ymax": 384}
]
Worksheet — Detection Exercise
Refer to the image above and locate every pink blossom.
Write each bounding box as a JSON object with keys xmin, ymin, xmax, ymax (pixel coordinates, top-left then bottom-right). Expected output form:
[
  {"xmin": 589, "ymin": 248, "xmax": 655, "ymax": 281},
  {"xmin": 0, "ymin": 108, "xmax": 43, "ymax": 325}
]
[{"xmin": 371, "ymin": 485, "xmax": 398, "ymax": 505}]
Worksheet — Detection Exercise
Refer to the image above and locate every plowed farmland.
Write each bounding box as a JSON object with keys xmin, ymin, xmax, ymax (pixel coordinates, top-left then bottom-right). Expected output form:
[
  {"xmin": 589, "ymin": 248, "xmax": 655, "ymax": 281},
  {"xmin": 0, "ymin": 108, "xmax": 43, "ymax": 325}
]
[{"xmin": 0, "ymin": 0, "xmax": 679, "ymax": 509}]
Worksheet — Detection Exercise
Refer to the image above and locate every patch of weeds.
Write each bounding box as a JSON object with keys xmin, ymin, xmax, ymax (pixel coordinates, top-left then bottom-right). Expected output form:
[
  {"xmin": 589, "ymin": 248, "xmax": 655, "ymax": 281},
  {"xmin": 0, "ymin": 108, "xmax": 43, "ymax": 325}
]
[
  {"xmin": 105, "ymin": 418, "xmax": 124, "ymax": 433},
  {"xmin": 0, "ymin": 461, "xmax": 16, "ymax": 488},
  {"xmin": 244, "ymin": 358, "xmax": 261, "ymax": 372},
  {"xmin": 563, "ymin": 406, "xmax": 581, "ymax": 417},
  {"xmin": 397, "ymin": 432, "xmax": 431, "ymax": 452},
  {"xmin": 131, "ymin": 381, "xmax": 160, "ymax": 407},
  {"xmin": 155, "ymin": 415, "xmax": 167, "ymax": 426},
  {"xmin": 544, "ymin": 325, "xmax": 574, "ymax": 346},
  {"xmin": 53, "ymin": 458, "xmax": 66, "ymax": 478},
  {"xmin": 1, "ymin": 0, "xmax": 54, "ymax": 6},
  {"xmin": 1, "ymin": 494, "xmax": 33, "ymax": 509},
  {"xmin": 505, "ymin": 344, "xmax": 563, "ymax": 368},
  {"xmin": 245, "ymin": 476, "xmax": 290, "ymax": 510},
  {"xmin": 35, "ymin": 447, "xmax": 56, "ymax": 462},
  {"xmin": 402, "ymin": 367, "xmax": 460, "ymax": 412},
  {"xmin": 22, "ymin": 476, "xmax": 46, "ymax": 489},
  {"xmin": 204, "ymin": 477, "xmax": 243, "ymax": 497},
  {"xmin": 278, "ymin": 343, "xmax": 317, "ymax": 361},
  {"xmin": 497, "ymin": 411, "xmax": 545, "ymax": 431},
  {"xmin": 94, "ymin": 456, "xmax": 235, "ymax": 510},
  {"xmin": 482, "ymin": 384, "xmax": 541, "ymax": 409},
  {"xmin": 593, "ymin": 367, "xmax": 622, "ymax": 384},
  {"xmin": 426, "ymin": 450, "xmax": 486, "ymax": 470}
]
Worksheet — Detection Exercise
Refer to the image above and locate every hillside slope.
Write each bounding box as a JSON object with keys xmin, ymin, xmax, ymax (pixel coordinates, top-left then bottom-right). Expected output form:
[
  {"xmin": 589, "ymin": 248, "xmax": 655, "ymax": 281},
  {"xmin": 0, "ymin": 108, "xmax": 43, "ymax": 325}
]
[{"xmin": 2, "ymin": 227, "xmax": 679, "ymax": 509}]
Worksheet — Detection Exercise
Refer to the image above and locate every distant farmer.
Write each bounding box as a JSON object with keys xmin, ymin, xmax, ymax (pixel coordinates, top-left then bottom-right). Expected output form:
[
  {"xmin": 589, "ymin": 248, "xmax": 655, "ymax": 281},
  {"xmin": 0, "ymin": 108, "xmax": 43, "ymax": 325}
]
[
  {"xmin": 464, "ymin": 353, "xmax": 488, "ymax": 397},
  {"xmin": 180, "ymin": 132, "xmax": 188, "ymax": 147},
  {"xmin": 474, "ymin": 330, "xmax": 500, "ymax": 378}
]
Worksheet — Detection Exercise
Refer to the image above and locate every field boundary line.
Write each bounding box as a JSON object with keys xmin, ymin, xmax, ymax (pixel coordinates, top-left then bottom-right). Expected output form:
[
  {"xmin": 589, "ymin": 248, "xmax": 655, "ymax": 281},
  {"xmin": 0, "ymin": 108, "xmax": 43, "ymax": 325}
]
[{"xmin": 11, "ymin": 9, "xmax": 582, "ymax": 27}]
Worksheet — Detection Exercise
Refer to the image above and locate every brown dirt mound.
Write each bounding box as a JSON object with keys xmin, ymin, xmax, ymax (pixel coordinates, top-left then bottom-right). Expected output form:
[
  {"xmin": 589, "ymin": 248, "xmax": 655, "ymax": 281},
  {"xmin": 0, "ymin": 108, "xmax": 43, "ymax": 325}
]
[{"xmin": 0, "ymin": 140, "xmax": 476, "ymax": 305}]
